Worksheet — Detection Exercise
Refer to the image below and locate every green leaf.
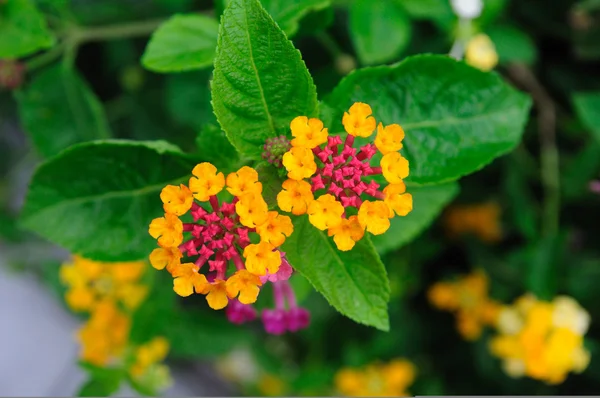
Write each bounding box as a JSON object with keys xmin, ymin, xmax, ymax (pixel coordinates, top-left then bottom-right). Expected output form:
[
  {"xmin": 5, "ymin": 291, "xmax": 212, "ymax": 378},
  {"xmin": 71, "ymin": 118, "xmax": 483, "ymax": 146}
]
[
  {"xmin": 166, "ymin": 69, "xmax": 216, "ymax": 130},
  {"xmin": 0, "ymin": 0, "xmax": 55, "ymax": 58},
  {"xmin": 15, "ymin": 65, "xmax": 111, "ymax": 158},
  {"xmin": 19, "ymin": 140, "xmax": 195, "ymax": 261},
  {"xmin": 142, "ymin": 14, "xmax": 219, "ymax": 73},
  {"xmin": 524, "ymin": 234, "xmax": 567, "ymax": 301},
  {"xmin": 401, "ymin": 0, "xmax": 454, "ymax": 29},
  {"xmin": 504, "ymin": 158, "xmax": 538, "ymax": 240},
  {"xmin": 195, "ymin": 123, "xmax": 241, "ymax": 170},
  {"xmin": 77, "ymin": 366, "xmax": 124, "ymax": 397},
  {"xmin": 282, "ymin": 215, "xmax": 390, "ymax": 331},
  {"xmin": 573, "ymin": 91, "xmax": 600, "ymax": 143},
  {"xmin": 349, "ymin": 0, "xmax": 411, "ymax": 65},
  {"xmin": 562, "ymin": 141, "xmax": 600, "ymax": 200},
  {"xmin": 255, "ymin": 162, "xmax": 285, "ymax": 207},
  {"xmin": 260, "ymin": 0, "xmax": 330, "ymax": 36},
  {"xmin": 372, "ymin": 182, "xmax": 459, "ymax": 255},
  {"xmin": 322, "ymin": 54, "xmax": 532, "ymax": 185},
  {"xmin": 487, "ymin": 25, "xmax": 537, "ymax": 65},
  {"xmin": 212, "ymin": 0, "xmax": 318, "ymax": 160}
]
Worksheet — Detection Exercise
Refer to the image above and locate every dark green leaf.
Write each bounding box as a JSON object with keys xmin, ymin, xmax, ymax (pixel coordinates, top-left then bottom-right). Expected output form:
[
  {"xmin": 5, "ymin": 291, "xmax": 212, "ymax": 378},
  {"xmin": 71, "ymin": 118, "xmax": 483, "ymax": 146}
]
[
  {"xmin": 562, "ymin": 141, "xmax": 600, "ymax": 200},
  {"xmin": 524, "ymin": 234, "xmax": 567, "ymax": 300},
  {"xmin": 401, "ymin": 0, "xmax": 454, "ymax": 29},
  {"xmin": 255, "ymin": 162, "xmax": 285, "ymax": 207},
  {"xmin": 323, "ymin": 55, "xmax": 532, "ymax": 185},
  {"xmin": 166, "ymin": 69, "xmax": 215, "ymax": 130},
  {"xmin": 487, "ymin": 25, "xmax": 537, "ymax": 65},
  {"xmin": 19, "ymin": 140, "xmax": 194, "ymax": 261},
  {"xmin": 212, "ymin": 0, "xmax": 319, "ymax": 160},
  {"xmin": 0, "ymin": 0, "xmax": 55, "ymax": 58},
  {"xmin": 15, "ymin": 65, "xmax": 111, "ymax": 158},
  {"xmin": 282, "ymin": 215, "xmax": 390, "ymax": 331},
  {"xmin": 573, "ymin": 91, "xmax": 600, "ymax": 143},
  {"xmin": 372, "ymin": 182, "xmax": 459, "ymax": 255},
  {"xmin": 260, "ymin": 0, "xmax": 330, "ymax": 36},
  {"xmin": 504, "ymin": 157, "xmax": 538, "ymax": 240},
  {"xmin": 195, "ymin": 124, "xmax": 241, "ymax": 170},
  {"xmin": 77, "ymin": 367, "xmax": 124, "ymax": 397},
  {"xmin": 142, "ymin": 14, "xmax": 219, "ymax": 73},
  {"xmin": 349, "ymin": 0, "xmax": 411, "ymax": 65}
]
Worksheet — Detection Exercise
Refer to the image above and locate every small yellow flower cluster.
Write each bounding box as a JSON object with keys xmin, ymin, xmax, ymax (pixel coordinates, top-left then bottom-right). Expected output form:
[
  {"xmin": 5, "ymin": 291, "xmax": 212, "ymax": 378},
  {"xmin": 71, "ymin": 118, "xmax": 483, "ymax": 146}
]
[
  {"xmin": 149, "ymin": 162, "xmax": 293, "ymax": 310},
  {"xmin": 278, "ymin": 102, "xmax": 412, "ymax": 251},
  {"xmin": 465, "ymin": 33, "xmax": 499, "ymax": 71},
  {"xmin": 60, "ymin": 256, "xmax": 149, "ymax": 366},
  {"xmin": 428, "ymin": 270, "xmax": 501, "ymax": 340},
  {"xmin": 490, "ymin": 294, "xmax": 591, "ymax": 384},
  {"xmin": 334, "ymin": 358, "xmax": 416, "ymax": 397},
  {"xmin": 60, "ymin": 256, "xmax": 171, "ymax": 392},
  {"xmin": 442, "ymin": 201, "xmax": 502, "ymax": 243}
]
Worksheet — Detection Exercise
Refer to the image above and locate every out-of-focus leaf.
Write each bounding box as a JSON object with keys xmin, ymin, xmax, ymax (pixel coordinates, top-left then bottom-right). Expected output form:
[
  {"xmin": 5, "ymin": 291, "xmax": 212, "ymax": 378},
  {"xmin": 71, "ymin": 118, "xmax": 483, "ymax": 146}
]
[
  {"xmin": 195, "ymin": 124, "xmax": 241, "ymax": 171},
  {"xmin": 503, "ymin": 157, "xmax": 538, "ymax": 240},
  {"xmin": 524, "ymin": 233, "xmax": 567, "ymax": 300},
  {"xmin": 0, "ymin": 0, "xmax": 55, "ymax": 57},
  {"xmin": 212, "ymin": 0, "xmax": 318, "ymax": 160},
  {"xmin": 77, "ymin": 366, "xmax": 124, "ymax": 397},
  {"xmin": 260, "ymin": 0, "xmax": 330, "ymax": 36},
  {"xmin": 295, "ymin": 5, "xmax": 334, "ymax": 37},
  {"xmin": 349, "ymin": 0, "xmax": 411, "ymax": 65},
  {"xmin": 19, "ymin": 140, "xmax": 194, "ymax": 261},
  {"xmin": 487, "ymin": 25, "xmax": 537, "ymax": 65},
  {"xmin": 323, "ymin": 55, "xmax": 532, "ymax": 185},
  {"xmin": 573, "ymin": 92, "xmax": 600, "ymax": 143},
  {"xmin": 562, "ymin": 141, "xmax": 600, "ymax": 200},
  {"xmin": 15, "ymin": 65, "xmax": 111, "ymax": 158},
  {"xmin": 166, "ymin": 70, "xmax": 215, "ymax": 130},
  {"xmin": 401, "ymin": 0, "xmax": 454, "ymax": 29},
  {"xmin": 372, "ymin": 182, "xmax": 459, "ymax": 255},
  {"xmin": 282, "ymin": 216, "xmax": 390, "ymax": 331},
  {"xmin": 142, "ymin": 14, "xmax": 219, "ymax": 73}
]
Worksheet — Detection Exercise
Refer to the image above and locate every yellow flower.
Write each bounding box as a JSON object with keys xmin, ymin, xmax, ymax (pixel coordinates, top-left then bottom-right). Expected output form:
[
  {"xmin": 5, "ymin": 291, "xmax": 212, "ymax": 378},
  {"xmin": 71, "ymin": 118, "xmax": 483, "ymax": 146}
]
[
  {"xmin": 290, "ymin": 116, "xmax": 328, "ymax": 149},
  {"xmin": 383, "ymin": 182, "xmax": 413, "ymax": 217},
  {"xmin": 327, "ymin": 215, "xmax": 364, "ymax": 251},
  {"xmin": 443, "ymin": 202, "xmax": 502, "ymax": 243},
  {"xmin": 115, "ymin": 284, "xmax": 148, "ymax": 311},
  {"xmin": 149, "ymin": 247, "xmax": 182, "ymax": 273},
  {"xmin": 256, "ymin": 211, "xmax": 294, "ymax": 246},
  {"xmin": 226, "ymin": 166, "xmax": 263, "ymax": 197},
  {"xmin": 243, "ymin": 242, "xmax": 281, "ymax": 276},
  {"xmin": 427, "ymin": 282, "xmax": 459, "ymax": 311},
  {"xmin": 188, "ymin": 162, "xmax": 225, "ymax": 201},
  {"xmin": 335, "ymin": 359, "xmax": 416, "ymax": 397},
  {"xmin": 109, "ymin": 261, "xmax": 145, "ymax": 283},
  {"xmin": 225, "ymin": 269, "xmax": 263, "ymax": 304},
  {"xmin": 276, "ymin": 179, "xmax": 314, "ymax": 215},
  {"xmin": 374, "ymin": 123, "xmax": 404, "ymax": 155},
  {"xmin": 149, "ymin": 213, "xmax": 183, "ymax": 248},
  {"xmin": 65, "ymin": 287, "xmax": 96, "ymax": 312},
  {"xmin": 342, "ymin": 102, "xmax": 376, "ymax": 137},
  {"xmin": 282, "ymin": 146, "xmax": 317, "ymax": 181},
  {"xmin": 307, "ymin": 194, "xmax": 344, "ymax": 230},
  {"xmin": 205, "ymin": 280, "xmax": 229, "ymax": 310},
  {"xmin": 457, "ymin": 311, "xmax": 483, "ymax": 340},
  {"xmin": 383, "ymin": 359, "xmax": 416, "ymax": 391},
  {"xmin": 381, "ymin": 152, "xmax": 409, "ymax": 184},
  {"xmin": 235, "ymin": 192, "xmax": 269, "ymax": 228},
  {"xmin": 465, "ymin": 33, "xmax": 498, "ymax": 72},
  {"xmin": 357, "ymin": 200, "xmax": 392, "ymax": 235},
  {"xmin": 160, "ymin": 184, "xmax": 193, "ymax": 215},
  {"xmin": 171, "ymin": 262, "xmax": 210, "ymax": 297},
  {"xmin": 257, "ymin": 374, "xmax": 286, "ymax": 397},
  {"xmin": 130, "ymin": 337, "xmax": 170, "ymax": 377}
]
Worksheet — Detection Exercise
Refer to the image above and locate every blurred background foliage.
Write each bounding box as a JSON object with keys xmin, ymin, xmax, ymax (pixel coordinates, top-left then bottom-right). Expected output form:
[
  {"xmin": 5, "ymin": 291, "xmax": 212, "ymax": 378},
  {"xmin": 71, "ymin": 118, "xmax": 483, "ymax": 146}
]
[{"xmin": 2, "ymin": 0, "xmax": 600, "ymax": 395}]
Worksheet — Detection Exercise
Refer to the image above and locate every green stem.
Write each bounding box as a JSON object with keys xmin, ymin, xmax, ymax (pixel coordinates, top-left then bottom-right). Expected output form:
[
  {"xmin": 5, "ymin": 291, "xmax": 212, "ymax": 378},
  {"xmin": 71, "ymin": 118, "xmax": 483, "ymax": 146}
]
[
  {"xmin": 25, "ymin": 41, "xmax": 66, "ymax": 71},
  {"xmin": 315, "ymin": 31, "xmax": 343, "ymax": 58},
  {"xmin": 541, "ymin": 136, "xmax": 560, "ymax": 236}
]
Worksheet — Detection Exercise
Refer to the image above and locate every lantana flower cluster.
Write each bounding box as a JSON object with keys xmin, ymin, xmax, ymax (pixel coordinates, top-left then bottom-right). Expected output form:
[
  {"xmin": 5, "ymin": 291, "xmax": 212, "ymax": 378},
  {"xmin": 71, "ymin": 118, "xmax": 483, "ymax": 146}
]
[
  {"xmin": 490, "ymin": 294, "xmax": 591, "ymax": 384},
  {"xmin": 428, "ymin": 270, "xmax": 501, "ymax": 340},
  {"xmin": 60, "ymin": 256, "xmax": 172, "ymax": 391},
  {"xmin": 334, "ymin": 358, "xmax": 416, "ymax": 397},
  {"xmin": 148, "ymin": 162, "xmax": 310, "ymax": 333},
  {"xmin": 277, "ymin": 102, "xmax": 413, "ymax": 251}
]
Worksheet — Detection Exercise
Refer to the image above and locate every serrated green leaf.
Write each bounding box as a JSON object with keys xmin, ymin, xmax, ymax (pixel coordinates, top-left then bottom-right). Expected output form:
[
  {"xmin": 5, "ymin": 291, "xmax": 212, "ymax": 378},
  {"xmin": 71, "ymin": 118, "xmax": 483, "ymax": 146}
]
[
  {"xmin": 573, "ymin": 91, "xmax": 600, "ymax": 143},
  {"xmin": 372, "ymin": 182, "xmax": 459, "ymax": 255},
  {"xmin": 260, "ymin": 0, "xmax": 330, "ymax": 36},
  {"xmin": 282, "ymin": 215, "xmax": 390, "ymax": 331},
  {"xmin": 0, "ymin": 0, "xmax": 55, "ymax": 58},
  {"xmin": 322, "ymin": 55, "xmax": 532, "ymax": 185},
  {"xmin": 142, "ymin": 14, "xmax": 219, "ymax": 73},
  {"xmin": 15, "ymin": 65, "xmax": 111, "ymax": 158},
  {"xmin": 212, "ymin": 0, "xmax": 318, "ymax": 160},
  {"xmin": 487, "ymin": 25, "xmax": 537, "ymax": 65},
  {"xmin": 19, "ymin": 140, "xmax": 195, "ymax": 261},
  {"xmin": 349, "ymin": 0, "xmax": 411, "ymax": 65}
]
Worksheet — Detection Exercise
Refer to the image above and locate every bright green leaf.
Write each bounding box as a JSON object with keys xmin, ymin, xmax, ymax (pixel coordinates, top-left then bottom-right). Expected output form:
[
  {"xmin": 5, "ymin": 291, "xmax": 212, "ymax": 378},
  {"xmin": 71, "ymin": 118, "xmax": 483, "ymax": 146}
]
[
  {"xmin": 282, "ymin": 215, "xmax": 390, "ymax": 331},
  {"xmin": 349, "ymin": 0, "xmax": 411, "ymax": 65},
  {"xmin": 77, "ymin": 367, "xmax": 124, "ymax": 397},
  {"xmin": 0, "ymin": 0, "xmax": 55, "ymax": 58},
  {"xmin": 260, "ymin": 0, "xmax": 330, "ymax": 36},
  {"xmin": 401, "ymin": 0, "xmax": 454, "ymax": 30},
  {"xmin": 573, "ymin": 91, "xmax": 600, "ymax": 143},
  {"xmin": 19, "ymin": 140, "xmax": 195, "ymax": 261},
  {"xmin": 15, "ymin": 65, "xmax": 111, "ymax": 158},
  {"xmin": 212, "ymin": 0, "xmax": 318, "ymax": 160},
  {"xmin": 142, "ymin": 14, "xmax": 219, "ymax": 73},
  {"xmin": 487, "ymin": 25, "xmax": 537, "ymax": 65},
  {"xmin": 372, "ymin": 182, "xmax": 459, "ymax": 255},
  {"xmin": 323, "ymin": 55, "xmax": 532, "ymax": 185}
]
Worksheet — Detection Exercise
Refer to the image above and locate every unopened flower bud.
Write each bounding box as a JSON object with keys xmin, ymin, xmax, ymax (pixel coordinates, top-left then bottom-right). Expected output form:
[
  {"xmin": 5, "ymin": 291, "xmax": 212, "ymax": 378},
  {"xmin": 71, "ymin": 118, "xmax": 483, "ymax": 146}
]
[{"xmin": 0, "ymin": 60, "xmax": 25, "ymax": 90}]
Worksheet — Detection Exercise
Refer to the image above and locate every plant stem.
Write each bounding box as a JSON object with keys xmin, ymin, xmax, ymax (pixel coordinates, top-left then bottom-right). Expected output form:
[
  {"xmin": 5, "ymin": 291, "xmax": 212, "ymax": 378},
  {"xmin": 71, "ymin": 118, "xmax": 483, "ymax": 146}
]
[
  {"xmin": 507, "ymin": 64, "xmax": 559, "ymax": 237},
  {"xmin": 315, "ymin": 31, "xmax": 342, "ymax": 58}
]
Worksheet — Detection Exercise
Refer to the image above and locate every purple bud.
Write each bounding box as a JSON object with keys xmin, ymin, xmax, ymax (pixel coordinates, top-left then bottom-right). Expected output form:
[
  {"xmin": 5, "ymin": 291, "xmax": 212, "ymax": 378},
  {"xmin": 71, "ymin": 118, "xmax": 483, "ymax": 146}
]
[
  {"xmin": 226, "ymin": 299, "xmax": 257, "ymax": 324},
  {"xmin": 286, "ymin": 307, "xmax": 311, "ymax": 332},
  {"xmin": 262, "ymin": 309, "xmax": 287, "ymax": 335}
]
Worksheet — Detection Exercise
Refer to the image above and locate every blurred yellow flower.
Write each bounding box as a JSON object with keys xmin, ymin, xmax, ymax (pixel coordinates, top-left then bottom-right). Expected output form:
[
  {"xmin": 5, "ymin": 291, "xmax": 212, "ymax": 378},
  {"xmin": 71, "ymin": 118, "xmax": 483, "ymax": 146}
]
[
  {"xmin": 335, "ymin": 358, "xmax": 416, "ymax": 397},
  {"xmin": 465, "ymin": 33, "xmax": 499, "ymax": 71},
  {"xmin": 443, "ymin": 201, "xmax": 502, "ymax": 243}
]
